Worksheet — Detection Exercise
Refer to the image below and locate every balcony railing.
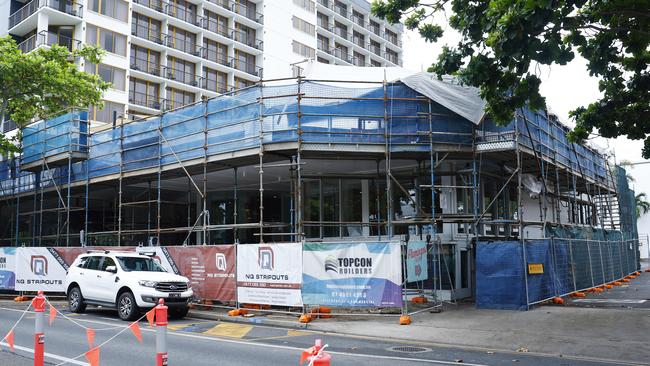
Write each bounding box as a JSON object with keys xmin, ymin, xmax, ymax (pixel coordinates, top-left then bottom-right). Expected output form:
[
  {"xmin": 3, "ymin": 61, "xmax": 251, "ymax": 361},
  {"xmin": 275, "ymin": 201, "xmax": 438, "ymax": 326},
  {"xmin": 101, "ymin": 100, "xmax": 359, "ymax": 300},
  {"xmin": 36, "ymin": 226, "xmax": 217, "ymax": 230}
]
[
  {"xmin": 329, "ymin": 47, "xmax": 351, "ymax": 64},
  {"xmin": 202, "ymin": 48, "xmax": 229, "ymax": 67},
  {"xmin": 330, "ymin": 26, "xmax": 349, "ymax": 41},
  {"xmin": 229, "ymin": 57, "xmax": 262, "ymax": 77},
  {"xmin": 17, "ymin": 30, "xmax": 81, "ymax": 53},
  {"xmin": 130, "ymin": 57, "xmax": 163, "ymax": 77},
  {"xmin": 164, "ymin": 34, "xmax": 202, "ymax": 56},
  {"xmin": 131, "ymin": 23, "xmax": 164, "ymax": 44},
  {"xmin": 231, "ymin": 28, "xmax": 263, "ymax": 50},
  {"xmin": 9, "ymin": 0, "xmax": 83, "ymax": 29},
  {"xmin": 165, "ymin": 2, "xmax": 202, "ymax": 26},
  {"xmin": 317, "ymin": 0, "xmax": 329, "ymax": 7},
  {"xmin": 317, "ymin": 40, "xmax": 329, "ymax": 52},
  {"xmin": 333, "ymin": 3, "xmax": 347, "ymax": 17},
  {"xmin": 207, "ymin": 0, "xmax": 263, "ymax": 24},
  {"xmin": 351, "ymin": 14, "xmax": 364, "ymax": 27},
  {"xmin": 132, "ymin": 0, "xmax": 164, "ymax": 12},
  {"xmin": 163, "ymin": 66, "xmax": 203, "ymax": 87},
  {"xmin": 369, "ymin": 44, "xmax": 381, "ymax": 56},
  {"xmin": 202, "ymin": 80, "xmax": 233, "ymax": 94},
  {"xmin": 129, "ymin": 90, "xmax": 166, "ymax": 110},
  {"xmin": 202, "ymin": 17, "xmax": 230, "ymax": 37}
]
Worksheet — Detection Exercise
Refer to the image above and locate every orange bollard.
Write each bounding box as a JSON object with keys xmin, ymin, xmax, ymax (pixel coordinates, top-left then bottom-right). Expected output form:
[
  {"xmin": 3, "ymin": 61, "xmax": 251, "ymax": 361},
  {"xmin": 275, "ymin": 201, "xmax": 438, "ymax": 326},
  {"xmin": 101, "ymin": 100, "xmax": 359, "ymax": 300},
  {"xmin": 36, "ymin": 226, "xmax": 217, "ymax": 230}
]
[
  {"xmin": 399, "ymin": 315, "xmax": 412, "ymax": 325},
  {"xmin": 300, "ymin": 339, "xmax": 331, "ymax": 366},
  {"xmin": 552, "ymin": 297, "xmax": 564, "ymax": 305},
  {"xmin": 155, "ymin": 299, "xmax": 168, "ymax": 366},
  {"xmin": 299, "ymin": 314, "xmax": 312, "ymax": 323},
  {"xmin": 613, "ymin": 281, "xmax": 622, "ymax": 286},
  {"xmin": 33, "ymin": 291, "xmax": 46, "ymax": 366},
  {"xmin": 604, "ymin": 284, "xmax": 613, "ymax": 289}
]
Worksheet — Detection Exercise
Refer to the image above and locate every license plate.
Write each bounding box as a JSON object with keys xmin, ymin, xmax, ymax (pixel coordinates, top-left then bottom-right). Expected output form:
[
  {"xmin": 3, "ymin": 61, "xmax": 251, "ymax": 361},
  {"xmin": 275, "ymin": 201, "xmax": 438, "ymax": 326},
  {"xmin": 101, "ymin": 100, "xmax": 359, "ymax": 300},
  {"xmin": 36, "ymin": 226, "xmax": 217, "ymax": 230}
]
[{"xmin": 169, "ymin": 293, "xmax": 181, "ymax": 298}]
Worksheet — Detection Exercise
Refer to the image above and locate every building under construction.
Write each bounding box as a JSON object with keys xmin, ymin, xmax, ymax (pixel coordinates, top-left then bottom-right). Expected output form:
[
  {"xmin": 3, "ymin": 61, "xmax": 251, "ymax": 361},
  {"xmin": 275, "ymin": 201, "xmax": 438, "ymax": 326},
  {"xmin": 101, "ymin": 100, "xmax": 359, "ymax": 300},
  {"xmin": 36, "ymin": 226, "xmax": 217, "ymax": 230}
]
[{"xmin": 0, "ymin": 66, "xmax": 640, "ymax": 309}]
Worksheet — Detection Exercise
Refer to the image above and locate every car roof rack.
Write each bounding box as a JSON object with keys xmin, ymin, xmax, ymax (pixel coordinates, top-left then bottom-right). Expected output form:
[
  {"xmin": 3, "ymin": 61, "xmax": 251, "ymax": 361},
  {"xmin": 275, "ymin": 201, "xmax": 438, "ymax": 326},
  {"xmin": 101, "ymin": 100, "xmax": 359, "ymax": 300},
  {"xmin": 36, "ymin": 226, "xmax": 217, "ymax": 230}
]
[{"xmin": 85, "ymin": 250, "xmax": 111, "ymax": 254}]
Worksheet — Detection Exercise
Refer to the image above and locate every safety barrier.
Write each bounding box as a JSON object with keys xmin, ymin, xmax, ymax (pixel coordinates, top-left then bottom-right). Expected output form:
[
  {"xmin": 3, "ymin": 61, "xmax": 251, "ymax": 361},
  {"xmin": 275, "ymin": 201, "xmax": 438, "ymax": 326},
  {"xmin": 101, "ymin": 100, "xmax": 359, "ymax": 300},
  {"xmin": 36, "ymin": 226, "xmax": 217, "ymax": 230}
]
[
  {"xmin": 0, "ymin": 290, "xmax": 167, "ymax": 366},
  {"xmin": 476, "ymin": 238, "xmax": 640, "ymax": 310}
]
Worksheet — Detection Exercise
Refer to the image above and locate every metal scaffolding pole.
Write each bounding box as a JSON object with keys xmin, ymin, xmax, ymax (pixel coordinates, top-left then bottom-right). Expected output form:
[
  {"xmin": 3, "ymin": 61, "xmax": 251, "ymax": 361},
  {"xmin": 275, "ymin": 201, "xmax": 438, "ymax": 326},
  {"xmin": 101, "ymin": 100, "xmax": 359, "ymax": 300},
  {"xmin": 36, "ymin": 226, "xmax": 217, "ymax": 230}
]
[
  {"xmin": 157, "ymin": 115, "xmax": 163, "ymax": 245},
  {"xmin": 515, "ymin": 116, "xmax": 530, "ymax": 309},
  {"xmin": 117, "ymin": 115, "xmax": 124, "ymax": 246},
  {"xmin": 66, "ymin": 147, "xmax": 72, "ymax": 246},
  {"xmin": 383, "ymin": 77, "xmax": 393, "ymax": 238},
  {"xmin": 258, "ymin": 81, "xmax": 265, "ymax": 243},
  {"xmin": 203, "ymin": 99, "xmax": 209, "ymax": 245},
  {"xmin": 296, "ymin": 76, "xmax": 304, "ymax": 242}
]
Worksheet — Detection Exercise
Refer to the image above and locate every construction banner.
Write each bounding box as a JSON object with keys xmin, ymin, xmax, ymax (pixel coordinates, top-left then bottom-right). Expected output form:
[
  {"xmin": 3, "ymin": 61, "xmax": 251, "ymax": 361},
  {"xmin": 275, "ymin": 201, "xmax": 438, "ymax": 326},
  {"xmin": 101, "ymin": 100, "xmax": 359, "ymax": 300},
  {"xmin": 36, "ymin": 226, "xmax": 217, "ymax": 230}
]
[
  {"xmin": 156, "ymin": 246, "xmax": 236, "ymax": 302},
  {"xmin": 406, "ymin": 240, "xmax": 428, "ymax": 283},
  {"xmin": 15, "ymin": 248, "xmax": 69, "ymax": 292},
  {"xmin": 302, "ymin": 242, "xmax": 403, "ymax": 307},
  {"xmin": 0, "ymin": 248, "xmax": 16, "ymax": 290},
  {"xmin": 236, "ymin": 243, "xmax": 303, "ymax": 307}
]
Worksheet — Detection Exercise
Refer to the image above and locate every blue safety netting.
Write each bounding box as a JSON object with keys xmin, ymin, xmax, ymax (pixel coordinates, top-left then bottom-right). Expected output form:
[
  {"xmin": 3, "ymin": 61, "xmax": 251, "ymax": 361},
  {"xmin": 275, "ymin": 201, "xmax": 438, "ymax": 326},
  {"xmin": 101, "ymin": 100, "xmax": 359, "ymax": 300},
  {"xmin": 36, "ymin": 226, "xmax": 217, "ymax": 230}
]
[
  {"xmin": 0, "ymin": 82, "xmax": 477, "ymax": 197},
  {"xmin": 476, "ymin": 241, "xmax": 527, "ymax": 310}
]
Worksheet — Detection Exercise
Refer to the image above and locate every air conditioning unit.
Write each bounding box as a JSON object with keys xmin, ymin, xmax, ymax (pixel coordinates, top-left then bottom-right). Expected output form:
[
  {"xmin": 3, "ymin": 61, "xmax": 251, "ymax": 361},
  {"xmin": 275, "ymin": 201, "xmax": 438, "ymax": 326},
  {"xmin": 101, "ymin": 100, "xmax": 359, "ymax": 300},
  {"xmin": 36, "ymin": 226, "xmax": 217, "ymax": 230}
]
[{"xmin": 190, "ymin": 80, "xmax": 198, "ymax": 87}]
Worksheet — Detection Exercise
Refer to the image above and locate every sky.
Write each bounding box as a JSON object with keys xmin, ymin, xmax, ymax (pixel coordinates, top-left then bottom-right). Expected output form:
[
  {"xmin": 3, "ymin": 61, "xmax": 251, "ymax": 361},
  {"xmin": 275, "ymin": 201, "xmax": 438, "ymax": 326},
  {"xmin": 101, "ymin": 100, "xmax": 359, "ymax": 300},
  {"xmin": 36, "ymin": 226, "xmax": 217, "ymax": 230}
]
[{"xmin": 400, "ymin": 27, "xmax": 650, "ymax": 244}]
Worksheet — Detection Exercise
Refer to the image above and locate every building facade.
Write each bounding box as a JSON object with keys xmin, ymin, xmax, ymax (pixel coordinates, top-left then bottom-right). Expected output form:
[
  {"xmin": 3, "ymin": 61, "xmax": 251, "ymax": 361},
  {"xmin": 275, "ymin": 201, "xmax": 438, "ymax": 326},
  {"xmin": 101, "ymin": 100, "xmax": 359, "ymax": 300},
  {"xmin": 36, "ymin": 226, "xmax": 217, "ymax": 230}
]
[{"xmin": 1, "ymin": 0, "xmax": 402, "ymax": 130}]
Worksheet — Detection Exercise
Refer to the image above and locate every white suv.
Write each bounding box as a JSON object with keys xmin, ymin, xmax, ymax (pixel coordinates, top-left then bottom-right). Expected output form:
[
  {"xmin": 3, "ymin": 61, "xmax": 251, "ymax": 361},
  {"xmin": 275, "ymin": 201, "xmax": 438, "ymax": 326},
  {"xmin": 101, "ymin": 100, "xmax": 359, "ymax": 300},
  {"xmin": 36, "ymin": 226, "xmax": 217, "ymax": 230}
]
[{"xmin": 64, "ymin": 251, "xmax": 193, "ymax": 320}]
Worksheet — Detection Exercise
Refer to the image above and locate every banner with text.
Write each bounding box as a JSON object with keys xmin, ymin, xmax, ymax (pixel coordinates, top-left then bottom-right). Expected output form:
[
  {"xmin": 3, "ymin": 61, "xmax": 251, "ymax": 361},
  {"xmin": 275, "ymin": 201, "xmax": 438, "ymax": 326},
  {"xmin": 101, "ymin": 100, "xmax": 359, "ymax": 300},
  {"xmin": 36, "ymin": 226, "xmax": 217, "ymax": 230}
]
[
  {"xmin": 406, "ymin": 240, "xmax": 428, "ymax": 283},
  {"xmin": 156, "ymin": 246, "xmax": 236, "ymax": 301},
  {"xmin": 15, "ymin": 248, "xmax": 69, "ymax": 292},
  {"xmin": 0, "ymin": 248, "xmax": 16, "ymax": 290},
  {"xmin": 236, "ymin": 243, "xmax": 303, "ymax": 307},
  {"xmin": 302, "ymin": 242, "xmax": 403, "ymax": 307}
]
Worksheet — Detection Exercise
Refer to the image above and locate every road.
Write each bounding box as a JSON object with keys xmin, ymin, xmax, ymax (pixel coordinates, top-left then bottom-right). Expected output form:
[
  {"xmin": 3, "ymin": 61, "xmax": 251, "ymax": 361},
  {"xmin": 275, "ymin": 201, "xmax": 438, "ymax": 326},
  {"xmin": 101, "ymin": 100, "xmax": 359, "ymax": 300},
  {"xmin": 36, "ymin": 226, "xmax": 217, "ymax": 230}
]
[{"xmin": 0, "ymin": 306, "xmax": 636, "ymax": 366}]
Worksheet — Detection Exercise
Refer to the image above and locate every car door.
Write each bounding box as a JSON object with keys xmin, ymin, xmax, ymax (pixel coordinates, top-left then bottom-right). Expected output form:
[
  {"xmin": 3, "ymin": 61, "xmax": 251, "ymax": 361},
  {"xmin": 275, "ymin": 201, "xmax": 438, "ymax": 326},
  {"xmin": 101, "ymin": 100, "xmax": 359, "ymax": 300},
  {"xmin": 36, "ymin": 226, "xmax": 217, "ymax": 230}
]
[
  {"xmin": 79, "ymin": 256, "xmax": 102, "ymax": 301},
  {"xmin": 95, "ymin": 256, "xmax": 121, "ymax": 304}
]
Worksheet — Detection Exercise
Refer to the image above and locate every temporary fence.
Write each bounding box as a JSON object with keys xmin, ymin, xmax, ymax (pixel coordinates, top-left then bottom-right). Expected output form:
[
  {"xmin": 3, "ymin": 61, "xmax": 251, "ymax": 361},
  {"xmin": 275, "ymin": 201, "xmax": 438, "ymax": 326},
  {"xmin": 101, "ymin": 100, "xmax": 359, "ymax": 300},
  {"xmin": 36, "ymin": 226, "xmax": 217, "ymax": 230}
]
[{"xmin": 476, "ymin": 238, "xmax": 640, "ymax": 310}]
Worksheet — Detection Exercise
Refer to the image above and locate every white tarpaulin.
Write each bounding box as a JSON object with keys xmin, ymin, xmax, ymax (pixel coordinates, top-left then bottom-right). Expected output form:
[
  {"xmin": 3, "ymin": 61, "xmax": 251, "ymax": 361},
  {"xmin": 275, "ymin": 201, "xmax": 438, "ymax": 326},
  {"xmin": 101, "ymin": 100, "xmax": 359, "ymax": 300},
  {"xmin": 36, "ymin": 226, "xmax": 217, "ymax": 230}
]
[
  {"xmin": 302, "ymin": 62, "xmax": 486, "ymax": 125},
  {"xmin": 236, "ymin": 243, "xmax": 303, "ymax": 307}
]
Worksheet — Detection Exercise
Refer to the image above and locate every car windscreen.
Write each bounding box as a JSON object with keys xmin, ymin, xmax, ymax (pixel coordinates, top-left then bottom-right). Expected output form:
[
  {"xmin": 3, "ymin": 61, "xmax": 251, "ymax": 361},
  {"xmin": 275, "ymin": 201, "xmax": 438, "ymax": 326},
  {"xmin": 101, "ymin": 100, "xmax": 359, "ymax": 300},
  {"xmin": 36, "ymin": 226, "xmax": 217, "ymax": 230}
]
[{"xmin": 116, "ymin": 257, "xmax": 167, "ymax": 272}]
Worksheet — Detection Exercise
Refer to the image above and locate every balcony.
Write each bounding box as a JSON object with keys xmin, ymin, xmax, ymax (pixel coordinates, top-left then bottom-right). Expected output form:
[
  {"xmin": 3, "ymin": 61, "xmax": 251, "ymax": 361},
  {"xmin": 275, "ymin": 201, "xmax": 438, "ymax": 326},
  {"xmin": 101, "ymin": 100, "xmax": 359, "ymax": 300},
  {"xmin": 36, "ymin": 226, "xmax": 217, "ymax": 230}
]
[
  {"xmin": 9, "ymin": 0, "xmax": 83, "ymax": 30},
  {"xmin": 229, "ymin": 57, "xmax": 262, "ymax": 77},
  {"xmin": 317, "ymin": 40, "xmax": 329, "ymax": 52},
  {"xmin": 350, "ymin": 14, "xmax": 364, "ymax": 27},
  {"xmin": 164, "ymin": 35, "xmax": 203, "ymax": 56},
  {"xmin": 329, "ymin": 47, "xmax": 351, "ymax": 64},
  {"xmin": 165, "ymin": 2, "xmax": 202, "ymax": 27},
  {"xmin": 202, "ymin": 17, "xmax": 230, "ymax": 38},
  {"xmin": 17, "ymin": 30, "xmax": 81, "ymax": 53},
  {"xmin": 129, "ymin": 90, "xmax": 166, "ymax": 110},
  {"xmin": 231, "ymin": 28, "xmax": 263, "ymax": 50},
  {"xmin": 369, "ymin": 44, "xmax": 381, "ymax": 56},
  {"xmin": 130, "ymin": 57, "xmax": 163, "ymax": 77},
  {"xmin": 202, "ymin": 48, "xmax": 229, "ymax": 67},
  {"xmin": 202, "ymin": 80, "xmax": 233, "ymax": 94},
  {"xmin": 333, "ymin": 3, "xmax": 347, "ymax": 17},
  {"xmin": 132, "ymin": 0, "xmax": 164, "ymax": 12},
  {"xmin": 330, "ymin": 26, "xmax": 349, "ymax": 41},
  {"xmin": 207, "ymin": 0, "xmax": 263, "ymax": 25},
  {"xmin": 131, "ymin": 23, "xmax": 164, "ymax": 44},
  {"xmin": 163, "ymin": 66, "xmax": 203, "ymax": 87}
]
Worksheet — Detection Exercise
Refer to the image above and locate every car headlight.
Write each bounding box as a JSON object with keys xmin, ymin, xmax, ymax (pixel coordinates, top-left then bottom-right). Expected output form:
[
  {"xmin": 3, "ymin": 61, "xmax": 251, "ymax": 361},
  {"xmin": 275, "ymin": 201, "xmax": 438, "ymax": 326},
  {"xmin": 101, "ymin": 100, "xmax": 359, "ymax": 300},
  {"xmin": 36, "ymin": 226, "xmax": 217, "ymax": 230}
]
[
  {"xmin": 186, "ymin": 281, "xmax": 192, "ymax": 290},
  {"xmin": 138, "ymin": 280, "xmax": 157, "ymax": 288}
]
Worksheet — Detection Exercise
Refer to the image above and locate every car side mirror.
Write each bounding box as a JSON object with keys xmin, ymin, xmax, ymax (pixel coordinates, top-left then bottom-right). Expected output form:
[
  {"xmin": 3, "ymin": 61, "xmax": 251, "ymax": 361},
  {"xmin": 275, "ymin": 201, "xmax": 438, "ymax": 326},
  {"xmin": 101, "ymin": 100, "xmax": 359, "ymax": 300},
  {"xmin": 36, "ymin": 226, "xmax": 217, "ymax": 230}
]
[{"xmin": 106, "ymin": 265, "xmax": 117, "ymax": 273}]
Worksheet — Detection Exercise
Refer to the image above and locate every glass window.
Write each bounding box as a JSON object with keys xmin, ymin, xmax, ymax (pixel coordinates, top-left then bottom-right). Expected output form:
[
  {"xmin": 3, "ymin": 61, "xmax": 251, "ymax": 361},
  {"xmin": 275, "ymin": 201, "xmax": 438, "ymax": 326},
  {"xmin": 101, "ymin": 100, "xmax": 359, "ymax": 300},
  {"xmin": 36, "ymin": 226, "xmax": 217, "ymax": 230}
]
[
  {"xmin": 203, "ymin": 67, "xmax": 228, "ymax": 93},
  {"xmin": 85, "ymin": 63, "xmax": 126, "ymax": 90},
  {"xmin": 293, "ymin": 0, "xmax": 314, "ymax": 12},
  {"xmin": 84, "ymin": 256, "xmax": 102, "ymax": 270},
  {"xmin": 101, "ymin": 256, "xmax": 117, "ymax": 271},
  {"xmin": 117, "ymin": 256, "xmax": 166, "ymax": 272},
  {"xmin": 292, "ymin": 41, "xmax": 315, "ymax": 59},
  {"xmin": 89, "ymin": 0, "xmax": 128, "ymax": 22},
  {"xmin": 87, "ymin": 25, "xmax": 126, "ymax": 56},
  {"xmin": 204, "ymin": 10, "xmax": 228, "ymax": 37},
  {"xmin": 89, "ymin": 101, "xmax": 125, "ymax": 123},
  {"xmin": 292, "ymin": 16, "xmax": 315, "ymax": 35},
  {"xmin": 322, "ymin": 179, "xmax": 340, "ymax": 237},
  {"xmin": 341, "ymin": 179, "xmax": 362, "ymax": 237}
]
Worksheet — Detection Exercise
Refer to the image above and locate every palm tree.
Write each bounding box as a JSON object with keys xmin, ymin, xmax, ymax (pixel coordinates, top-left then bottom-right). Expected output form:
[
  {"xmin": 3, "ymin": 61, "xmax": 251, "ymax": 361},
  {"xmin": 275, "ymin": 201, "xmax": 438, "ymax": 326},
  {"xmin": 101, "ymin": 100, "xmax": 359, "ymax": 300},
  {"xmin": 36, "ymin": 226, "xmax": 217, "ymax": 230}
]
[{"xmin": 636, "ymin": 193, "xmax": 650, "ymax": 218}]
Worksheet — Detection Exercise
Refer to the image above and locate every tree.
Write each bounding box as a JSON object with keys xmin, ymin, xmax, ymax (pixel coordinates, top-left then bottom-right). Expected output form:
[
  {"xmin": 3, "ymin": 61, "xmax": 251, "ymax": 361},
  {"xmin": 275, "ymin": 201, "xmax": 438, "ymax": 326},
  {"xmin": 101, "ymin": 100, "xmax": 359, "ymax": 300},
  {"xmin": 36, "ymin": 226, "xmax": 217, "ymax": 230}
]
[
  {"xmin": 0, "ymin": 36, "xmax": 109, "ymax": 156},
  {"xmin": 372, "ymin": 0, "xmax": 649, "ymax": 156},
  {"xmin": 636, "ymin": 193, "xmax": 650, "ymax": 218}
]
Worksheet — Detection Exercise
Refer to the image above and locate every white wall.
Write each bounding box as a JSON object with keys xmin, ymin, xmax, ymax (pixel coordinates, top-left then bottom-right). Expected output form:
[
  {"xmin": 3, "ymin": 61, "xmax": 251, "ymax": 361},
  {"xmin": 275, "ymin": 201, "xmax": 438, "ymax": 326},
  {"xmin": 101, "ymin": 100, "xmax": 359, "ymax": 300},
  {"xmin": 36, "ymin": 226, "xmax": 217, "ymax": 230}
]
[
  {"xmin": 0, "ymin": 0, "xmax": 9, "ymax": 37},
  {"xmin": 627, "ymin": 164, "xmax": 650, "ymax": 258}
]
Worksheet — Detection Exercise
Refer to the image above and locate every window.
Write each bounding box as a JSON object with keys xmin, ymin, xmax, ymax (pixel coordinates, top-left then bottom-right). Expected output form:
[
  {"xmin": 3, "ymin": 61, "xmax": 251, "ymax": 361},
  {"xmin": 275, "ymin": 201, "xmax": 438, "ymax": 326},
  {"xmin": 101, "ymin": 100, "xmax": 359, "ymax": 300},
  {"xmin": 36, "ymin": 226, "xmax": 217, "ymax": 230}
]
[
  {"xmin": 85, "ymin": 62, "xmax": 126, "ymax": 90},
  {"xmin": 352, "ymin": 31, "xmax": 364, "ymax": 47},
  {"xmin": 130, "ymin": 45, "xmax": 161, "ymax": 75},
  {"xmin": 204, "ymin": 10, "xmax": 228, "ymax": 36},
  {"xmin": 86, "ymin": 25, "xmax": 126, "ymax": 56},
  {"xmin": 234, "ymin": 22, "xmax": 257, "ymax": 47},
  {"xmin": 203, "ymin": 67, "xmax": 228, "ymax": 93},
  {"xmin": 293, "ymin": 0, "xmax": 315, "ymax": 12},
  {"xmin": 167, "ymin": 56, "xmax": 197, "ymax": 85},
  {"xmin": 166, "ymin": 87, "xmax": 195, "ymax": 109},
  {"xmin": 129, "ymin": 78, "xmax": 161, "ymax": 109},
  {"xmin": 167, "ymin": 0, "xmax": 197, "ymax": 24},
  {"xmin": 369, "ymin": 39, "xmax": 380, "ymax": 55},
  {"xmin": 334, "ymin": 0, "xmax": 346, "ymax": 17},
  {"xmin": 167, "ymin": 26, "xmax": 197, "ymax": 54},
  {"xmin": 234, "ymin": 50, "xmax": 257, "ymax": 74},
  {"xmin": 334, "ymin": 21, "xmax": 347, "ymax": 39},
  {"xmin": 89, "ymin": 101, "xmax": 125, "ymax": 123},
  {"xmin": 385, "ymin": 29, "xmax": 398, "ymax": 45},
  {"xmin": 89, "ymin": 0, "xmax": 128, "ymax": 22},
  {"xmin": 385, "ymin": 48, "xmax": 398, "ymax": 64},
  {"xmin": 317, "ymin": 12, "xmax": 329, "ymax": 28},
  {"xmin": 317, "ymin": 57, "xmax": 329, "ymax": 64},
  {"xmin": 132, "ymin": 13, "xmax": 162, "ymax": 43},
  {"xmin": 317, "ymin": 34, "xmax": 329, "ymax": 51},
  {"xmin": 203, "ymin": 39, "xmax": 228, "ymax": 65},
  {"xmin": 292, "ymin": 16, "xmax": 315, "ymax": 35},
  {"xmin": 232, "ymin": 0, "xmax": 258, "ymax": 22},
  {"xmin": 351, "ymin": 10, "xmax": 364, "ymax": 26},
  {"xmin": 84, "ymin": 256, "xmax": 102, "ymax": 270},
  {"xmin": 101, "ymin": 257, "xmax": 116, "ymax": 271},
  {"xmin": 234, "ymin": 77, "xmax": 253, "ymax": 90},
  {"xmin": 369, "ymin": 20, "xmax": 380, "ymax": 35},
  {"xmin": 334, "ymin": 42, "xmax": 347, "ymax": 61},
  {"xmin": 292, "ymin": 41, "xmax": 315, "ymax": 59},
  {"xmin": 353, "ymin": 51, "xmax": 365, "ymax": 66},
  {"xmin": 370, "ymin": 59, "xmax": 381, "ymax": 67}
]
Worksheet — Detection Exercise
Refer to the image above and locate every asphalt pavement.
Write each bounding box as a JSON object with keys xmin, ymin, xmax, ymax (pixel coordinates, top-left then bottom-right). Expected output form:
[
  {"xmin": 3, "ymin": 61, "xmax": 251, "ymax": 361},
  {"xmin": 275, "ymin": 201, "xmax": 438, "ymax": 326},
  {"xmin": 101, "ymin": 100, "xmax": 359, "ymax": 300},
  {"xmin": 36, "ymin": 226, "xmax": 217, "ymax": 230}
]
[{"xmin": 0, "ymin": 305, "xmax": 639, "ymax": 366}]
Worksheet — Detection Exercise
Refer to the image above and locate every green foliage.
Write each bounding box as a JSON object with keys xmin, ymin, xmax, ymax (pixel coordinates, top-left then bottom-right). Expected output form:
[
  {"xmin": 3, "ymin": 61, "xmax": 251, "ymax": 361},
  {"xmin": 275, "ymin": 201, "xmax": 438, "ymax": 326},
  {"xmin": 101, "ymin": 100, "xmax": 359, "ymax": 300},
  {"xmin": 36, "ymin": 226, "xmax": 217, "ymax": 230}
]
[
  {"xmin": 636, "ymin": 193, "xmax": 650, "ymax": 218},
  {"xmin": 0, "ymin": 36, "xmax": 109, "ymax": 155},
  {"xmin": 372, "ymin": 0, "xmax": 650, "ymax": 157}
]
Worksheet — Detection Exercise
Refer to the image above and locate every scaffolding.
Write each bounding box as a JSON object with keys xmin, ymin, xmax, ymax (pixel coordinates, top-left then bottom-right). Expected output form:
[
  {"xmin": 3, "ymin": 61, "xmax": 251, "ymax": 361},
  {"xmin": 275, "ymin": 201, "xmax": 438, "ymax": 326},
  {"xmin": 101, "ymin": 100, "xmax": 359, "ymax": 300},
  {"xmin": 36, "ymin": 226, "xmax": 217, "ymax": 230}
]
[{"xmin": 0, "ymin": 76, "xmax": 638, "ymax": 308}]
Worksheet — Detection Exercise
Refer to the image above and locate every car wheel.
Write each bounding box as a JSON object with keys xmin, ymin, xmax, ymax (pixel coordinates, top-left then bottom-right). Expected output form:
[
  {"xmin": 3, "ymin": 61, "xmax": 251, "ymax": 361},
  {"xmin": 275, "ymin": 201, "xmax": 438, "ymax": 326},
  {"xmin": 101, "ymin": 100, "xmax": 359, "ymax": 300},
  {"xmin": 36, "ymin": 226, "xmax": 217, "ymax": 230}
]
[
  {"xmin": 68, "ymin": 287, "xmax": 86, "ymax": 313},
  {"xmin": 117, "ymin": 292, "xmax": 139, "ymax": 321},
  {"xmin": 169, "ymin": 306, "xmax": 189, "ymax": 319}
]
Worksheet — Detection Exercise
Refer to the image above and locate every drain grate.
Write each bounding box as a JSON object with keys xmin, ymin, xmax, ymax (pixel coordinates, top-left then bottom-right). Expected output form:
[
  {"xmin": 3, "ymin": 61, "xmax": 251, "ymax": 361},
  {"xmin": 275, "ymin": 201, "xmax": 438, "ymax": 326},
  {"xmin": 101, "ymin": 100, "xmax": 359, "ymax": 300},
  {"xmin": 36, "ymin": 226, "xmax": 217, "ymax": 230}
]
[{"xmin": 388, "ymin": 346, "xmax": 430, "ymax": 353}]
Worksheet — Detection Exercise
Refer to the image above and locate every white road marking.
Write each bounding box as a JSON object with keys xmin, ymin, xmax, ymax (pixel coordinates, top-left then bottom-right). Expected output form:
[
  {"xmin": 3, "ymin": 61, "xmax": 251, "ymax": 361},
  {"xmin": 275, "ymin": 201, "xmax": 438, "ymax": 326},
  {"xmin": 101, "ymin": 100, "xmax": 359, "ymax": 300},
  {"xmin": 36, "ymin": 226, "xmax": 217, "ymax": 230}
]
[
  {"xmin": 573, "ymin": 299, "xmax": 647, "ymax": 304},
  {"xmin": 1, "ymin": 341, "xmax": 89, "ymax": 365}
]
